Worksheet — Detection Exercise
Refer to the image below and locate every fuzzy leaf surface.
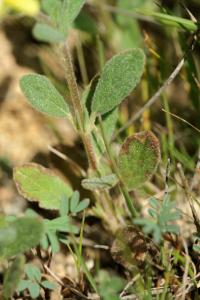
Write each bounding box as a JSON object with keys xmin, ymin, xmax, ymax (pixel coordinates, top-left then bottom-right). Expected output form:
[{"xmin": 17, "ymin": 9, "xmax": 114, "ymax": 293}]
[
  {"xmin": 92, "ymin": 49, "xmax": 145, "ymax": 114},
  {"xmin": 82, "ymin": 174, "xmax": 118, "ymax": 190},
  {"xmin": 14, "ymin": 163, "xmax": 72, "ymax": 210},
  {"xmin": 20, "ymin": 74, "xmax": 69, "ymax": 118},
  {"xmin": 33, "ymin": 23, "xmax": 65, "ymax": 43},
  {"xmin": 0, "ymin": 217, "xmax": 44, "ymax": 258},
  {"xmin": 118, "ymin": 131, "xmax": 160, "ymax": 190}
]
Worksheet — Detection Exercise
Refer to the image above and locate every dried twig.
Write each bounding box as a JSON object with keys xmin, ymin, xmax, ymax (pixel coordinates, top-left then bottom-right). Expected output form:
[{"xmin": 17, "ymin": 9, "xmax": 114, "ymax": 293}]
[{"xmin": 44, "ymin": 264, "xmax": 89, "ymax": 300}]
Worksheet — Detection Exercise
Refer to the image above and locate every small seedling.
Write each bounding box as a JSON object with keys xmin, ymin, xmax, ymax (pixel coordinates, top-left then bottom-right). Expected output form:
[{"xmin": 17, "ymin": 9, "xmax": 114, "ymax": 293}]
[
  {"xmin": 40, "ymin": 192, "xmax": 90, "ymax": 253},
  {"xmin": 17, "ymin": 264, "xmax": 56, "ymax": 299},
  {"xmin": 134, "ymin": 194, "xmax": 181, "ymax": 243}
]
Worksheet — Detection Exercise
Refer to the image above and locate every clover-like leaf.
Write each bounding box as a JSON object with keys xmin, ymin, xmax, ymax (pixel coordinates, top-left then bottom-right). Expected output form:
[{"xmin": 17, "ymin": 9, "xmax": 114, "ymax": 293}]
[
  {"xmin": 72, "ymin": 198, "xmax": 90, "ymax": 213},
  {"xmin": 20, "ymin": 74, "xmax": 69, "ymax": 118},
  {"xmin": 69, "ymin": 191, "xmax": 90, "ymax": 213},
  {"xmin": 33, "ymin": 23, "xmax": 65, "ymax": 43},
  {"xmin": 70, "ymin": 191, "xmax": 80, "ymax": 213},
  {"xmin": 44, "ymin": 216, "xmax": 78, "ymax": 233},
  {"xmin": 2, "ymin": 255, "xmax": 25, "ymax": 300},
  {"xmin": 41, "ymin": 280, "xmax": 56, "ymax": 290},
  {"xmin": 14, "ymin": 163, "xmax": 73, "ymax": 210},
  {"xmin": 82, "ymin": 174, "xmax": 118, "ymax": 191},
  {"xmin": 25, "ymin": 264, "xmax": 41, "ymax": 282},
  {"xmin": 28, "ymin": 282, "xmax": 40, "ymax": 299},
  {"xmin": 117, "ymin": 131, "xmax": 160, "ymax": 190},
  {"xmin": 0, "ymin": 217, "xmax": 44, "ymax": 258},
  {"xmin": 91, "ymin": 49, "xmax": 145, "ymax": 115},
  {"xmin": 43, "ymin": 216, "xmax": 79, "ymax": 253}
]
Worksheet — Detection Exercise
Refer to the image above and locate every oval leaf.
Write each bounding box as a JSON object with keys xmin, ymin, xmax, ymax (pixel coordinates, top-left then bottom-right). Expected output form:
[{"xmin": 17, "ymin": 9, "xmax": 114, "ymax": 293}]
[
  {"xmin": 14, "ymin": 163, "xmax": 73, "ymax": 210},
  {"xmin": 33, "ymin": 23, "xmax": 65, "ymax": 43},
  {"xmin": 91, "ymin": 49, "xmax": 145, "ymax": 114},
  {"xmin": 72, "ymin": 198, "xmax": 90, "ymax": 213},
  {"xmin": 0, "ymin": 217, "xmax": 44, "ymax": 258},
  {"xmin": 20, "ymin": 74, "xmax": 69, "ymax": 118},
  {"xmin": 117, "ymin": 131, "xmax": 160, "ymax": 190},
  {"xmin": 82, "ymin": 174, "xmax": 119, "ymax": 191}
]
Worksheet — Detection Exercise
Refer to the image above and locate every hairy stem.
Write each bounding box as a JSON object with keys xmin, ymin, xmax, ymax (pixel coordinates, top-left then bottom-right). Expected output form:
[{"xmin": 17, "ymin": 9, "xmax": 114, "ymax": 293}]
[
  {"xmin": 62, "ymin": 42, "xmax": 119, "ymax": 230},
  {"xmin": 62, "ymin": 43, "xmax": 97, "ymax": 171}
]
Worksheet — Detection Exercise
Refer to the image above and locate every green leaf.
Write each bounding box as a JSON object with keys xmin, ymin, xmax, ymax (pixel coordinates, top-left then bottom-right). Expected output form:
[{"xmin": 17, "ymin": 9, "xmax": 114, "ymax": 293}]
[
  {"xmin": 17, "ymin": 279, "xmax": 30, "ymax": 293},
  {"xmin": 33, "ymin": 23, "xmax": 65, "ymax": 43},
  {"xmin": 42, "ymin": 0, "xmax": 62, "ymax": 24},
  {"xmin": 0, "ymin": 217, "xmax": 44, "ymax": 258},
  {"xmin": 134, "ymin": 195, "xmax": 180, "ymax": 243},
  {"xmin": 66, "ymin": 191, "xmax": 90, "ymax": 213},
  {"xmin": 40, "ymin": 233, "xmax": 49, "ymax": 250},
  {"xmin": 117, "ymin": 131, "xmax": 160, "ymax": 190},
  {"xmin": 47, "ymin": 231, "xmax": 60, "ymax": 253},
  {"xmin": 72, "ymin": 198, "xmax": 90, "ymax": 213},
  {"xmin": 70, "ymin": 191, "xmax": 80, "ymax": 213},
  {"xmin": 137, "ymin": 10, "xmax": 197, "ymax": 32},
  {"xmin": 28, "ymin": 281, "xmax": 40, "ymax": 299},
  {"xmin": 20, "ymin": 74, "xmax": 69, "ymax": 118},
  {"xmin": 59, "ymin": 0, "xmax": 86, "ymax": 33},
  {"xmin": 14, "ymin": 163, "xmax": 73, "ymax": 210},
  {"xmin": 60, "ymin": 195, "xmax": 69, "ymax": 216},
  {"xmin": 2, "ymin": 255, "xmax": 25, "ymax": 300},
  {"xmin": 45, "ymin": 216, "xmax": 78, "ymax": 233},
  {"xmin": 41, "ymin": 280, "xmax": 56, "ymax": 290},
  {"xmin": 82, "ymin": 174, "xmax": 118, "ymax": 191},
  {"xmin": 91, "ymin": 49, "xmax": 145, "ymax": 114},
  {"xmin": 25, "ymin": 264, "xmax": 41, "ymax": 282}
]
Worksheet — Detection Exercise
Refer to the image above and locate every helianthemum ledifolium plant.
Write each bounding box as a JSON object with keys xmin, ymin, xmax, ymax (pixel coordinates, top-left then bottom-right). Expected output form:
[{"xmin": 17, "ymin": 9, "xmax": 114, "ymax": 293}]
[
  {"xmin": 17, "ymin": 0, "xmax": 162, "ymax": 220},
  {"xmin": 16, "ymin": 0, "xmax": 159, "ymax": 217},
  {"xmin": 1, "ymin": 0, "xmax": 162, "ymax": 298}
]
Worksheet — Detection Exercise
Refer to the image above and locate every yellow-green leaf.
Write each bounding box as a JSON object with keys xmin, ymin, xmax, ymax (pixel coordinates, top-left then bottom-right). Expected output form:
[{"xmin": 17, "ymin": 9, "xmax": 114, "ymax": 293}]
[{"xmin": 14, "ymin": 163, "xmax": 73, "ymax": 210}]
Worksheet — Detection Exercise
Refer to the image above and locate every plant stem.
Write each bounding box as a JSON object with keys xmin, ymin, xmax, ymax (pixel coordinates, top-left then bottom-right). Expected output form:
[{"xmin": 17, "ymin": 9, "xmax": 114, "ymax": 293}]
[
  {"xmin": 62, "ymin": 43, "xmax": 84, "ymax": 129},
  {"xmin": 62, "ymin": 43, "xmax": 97, "ymax": 171},
  {"xmin": 98, "ymin": 115, "xmax": 139, "ymax": 218},
  {"xmin": 62, "ymin": 42, "xmax": 119, "ymax": 230}
]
